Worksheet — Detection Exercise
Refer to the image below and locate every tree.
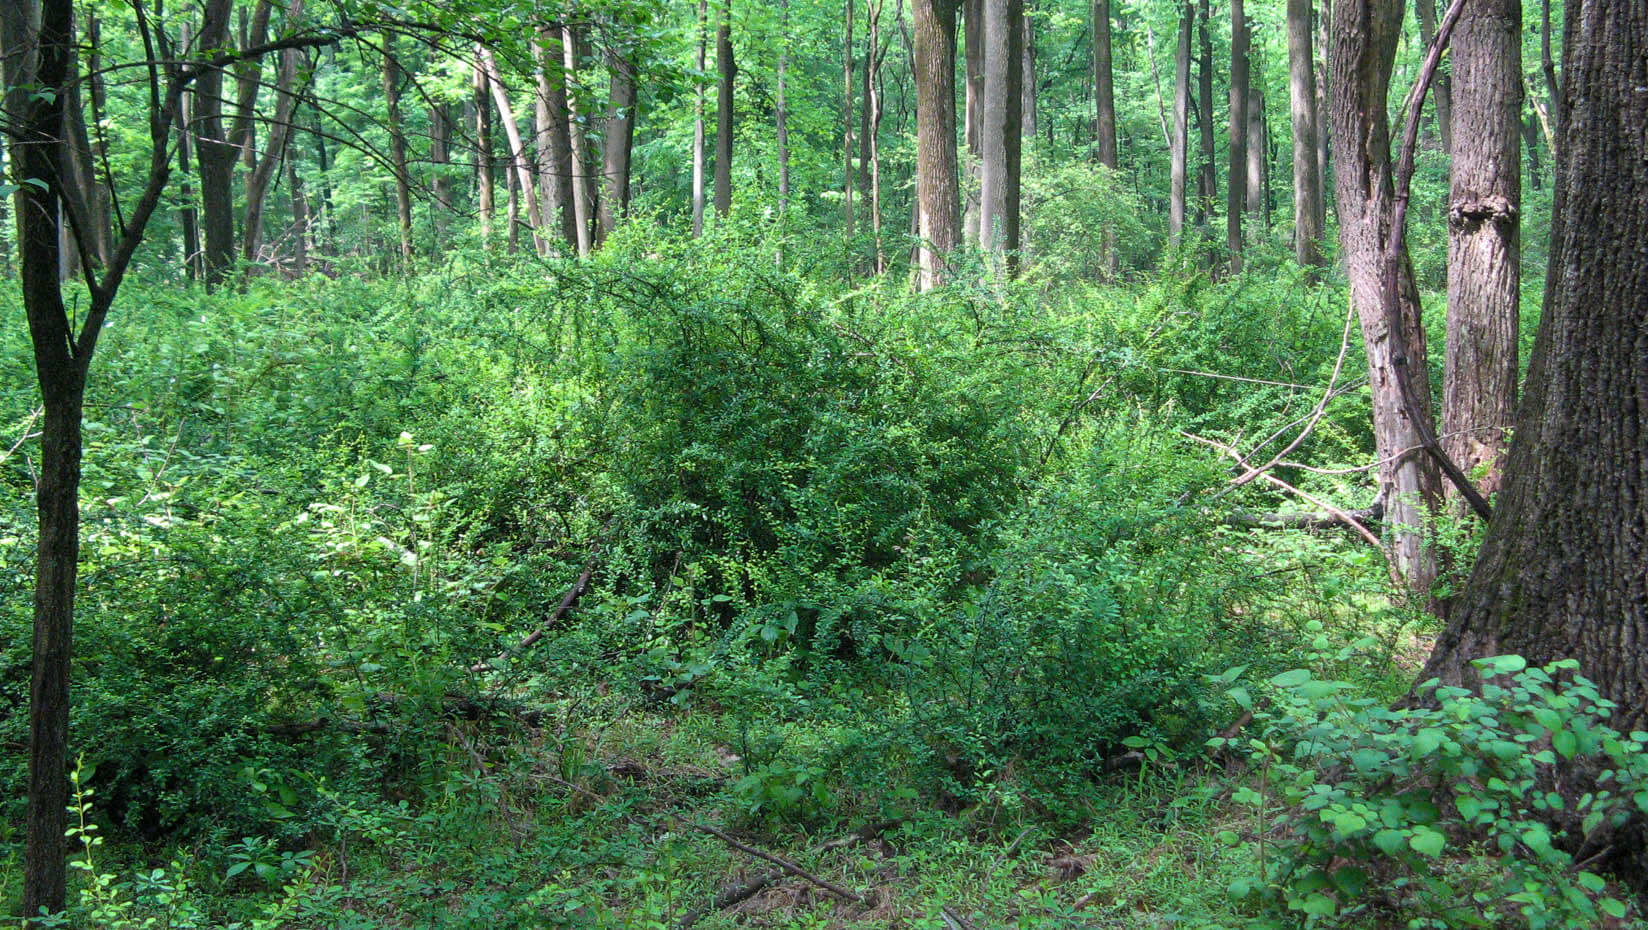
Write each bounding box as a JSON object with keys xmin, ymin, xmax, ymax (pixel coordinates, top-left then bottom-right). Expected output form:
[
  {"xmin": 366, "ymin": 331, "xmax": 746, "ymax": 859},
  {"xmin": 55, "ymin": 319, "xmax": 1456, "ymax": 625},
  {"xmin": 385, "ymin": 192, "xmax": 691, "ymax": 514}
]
[
  {"xmin": 1285, "ymin": 0, "xmax": 1325, "ymax": 268},
  {"xmin": 1441, "ymin": 0, "xmax": 1520, "ymax": 510},
  {"xmin": 1418, "ymin": 0, "xmax": 1647, "ymax": 875},
  {"xmin": 714, "ymin": 0, "xmax": 735, "ymax": 217},
  {"xmin": 1092, "ymin": 0, "xmax": 1116, "ymax": 273},
  {"xmin": 1226, "ymin": 0, "xmax": 1248, "ymax": 272},
  {"xmin": 977, "ymin": 0, "xmax": 1023, "ymax": 262},
  {"xmin": 383, "ymin": 34, "xmax": 414, "ymax": 264},
  {"xmin": 598, "ymin": 42, "xmax": 639, "ymax": 245},
  {"xmin": 1328, "ymin": 0, "xmax": 1441, "ymax": 592},
  {"xmin": 911, "ymin": 0, "xmax": 960, "ymax": 288},
  {"xmin": 692, "ymin": 0, "xmax": 708, "ymax": 234},
  {"xmin": 1168, "ymin": 1, "xmax": 1191, "ymax": 245},
  {"xmin": 1, "ymin": 1, "xmax": 351, "ymax": 914}
]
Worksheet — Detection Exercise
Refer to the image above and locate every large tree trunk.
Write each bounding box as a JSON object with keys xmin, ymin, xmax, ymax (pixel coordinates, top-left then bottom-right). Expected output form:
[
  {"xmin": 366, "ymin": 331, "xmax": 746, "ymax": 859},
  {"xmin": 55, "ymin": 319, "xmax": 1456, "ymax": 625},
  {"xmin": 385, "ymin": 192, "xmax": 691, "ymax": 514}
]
[
  {"xmin": 1226, "ymin": 0, "xmax": 1248, "ymax": 272},
  {"xmin": 597, "ymin": 46, "xmax": 637, "ymax": 245},
  {"xmin": 714, "ymin": 2, "xmax": 735, "ymax": 218},
  {"xmin": 1286, "ymin": 0, "xmax": 1325, "ymax": 268},
  {"xmin": 1418, "ymin": 0, "xmax": 1648, "ymax": 884},
  {"xmin": 535, "ymin": 26, "xmax": 578, "ymax": 250},
  {"xmin": 1441, "ymin": 0, "xmax": 1520, "ymax": 513},
  {"xmin": 1329, "ymin": 0, "xmax": 1441, "ymax": 593},
  {"xmin": 912, "ymin": 0, "xmax": 960, "ymax": 288},
  {"xmin": 978, "ymin": 0, "xmax": 1023, "ymax": 262},
  {"xmin": 1169, "ymin": 1, "xmax": 1191, "ymax": 245},
  {"xmin": 196, "ymin": 0, "xmax": 238, "ymax": 289}
]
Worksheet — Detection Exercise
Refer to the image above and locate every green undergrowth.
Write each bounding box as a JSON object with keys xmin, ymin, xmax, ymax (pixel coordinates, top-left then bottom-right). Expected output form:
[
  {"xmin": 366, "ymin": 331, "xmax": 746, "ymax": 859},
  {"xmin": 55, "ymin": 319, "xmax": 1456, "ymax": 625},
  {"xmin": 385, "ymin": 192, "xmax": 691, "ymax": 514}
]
[{"xmin": 4, "ymin": 235, "xmax": 1578, "ymax": 927}]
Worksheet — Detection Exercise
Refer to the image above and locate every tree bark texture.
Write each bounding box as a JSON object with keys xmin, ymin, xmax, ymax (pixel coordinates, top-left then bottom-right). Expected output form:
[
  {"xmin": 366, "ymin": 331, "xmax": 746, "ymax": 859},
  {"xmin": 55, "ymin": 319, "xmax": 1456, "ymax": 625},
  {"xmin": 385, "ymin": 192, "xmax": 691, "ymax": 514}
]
[
  {"xmin": 1169, "ymin": 2, "xmax": 1191, "ymax": 245},
  {"xmin": 196, "ymin": 0, "xmax": 238, "ymax": 289},
  {"xmin": 1418, "ymin": 0, "xmax": 1648, "ymax": 882},
  {"xmin": 912, "ymin": 0, "xmax": 960, "ymax": 288},
  {"xmin": 1415, "ymin": 0, "xmax": 1453, "ymax": 153},
  {"xmin": 962, "ymin": 0, "xmax": 982, "ymax": 242},
  {"xmin": 1442, "ymin": 0, "xmax": 1520, "ymax": 512},
  {"xmin": 1329, "ymin": 0, "xmax": 1441, "ymax": 592},
  {"xmin": 535, "ymin": 26, "xmax": 578, "ymax": 250},
  {"xmin": 978, "ymin": 0, "xmax": 1023, "ymax": 260},
  {"xmin": 715, "ymin": 2, "xmax": 735, "ymax": 218},
  {"xmin": 598, "ymin": 46, "xmax": 638, "ymax": 245},
  {"xmin": 1286, "ymin": 0, "xmax": 1325, "ymax": 268},
  {"xmin": 1226, "ymin": 0, "xmax": 1248, "ymax": 272},
  {"xmin": 478, "ymin": 46, "xmax": 547, "ymax": 254},
  {"xmin": 1020, "ymin": 7, "xmax": 1036, "ymax": 137}
]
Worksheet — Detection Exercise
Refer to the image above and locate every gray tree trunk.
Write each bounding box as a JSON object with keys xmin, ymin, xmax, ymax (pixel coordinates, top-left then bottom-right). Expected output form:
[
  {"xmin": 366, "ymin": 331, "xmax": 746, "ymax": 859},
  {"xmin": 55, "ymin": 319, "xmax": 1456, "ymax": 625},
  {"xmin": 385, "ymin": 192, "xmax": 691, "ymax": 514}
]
[{"xmin": 1286, "ymin": 0, "xmax": 1325, "ymax": 268}]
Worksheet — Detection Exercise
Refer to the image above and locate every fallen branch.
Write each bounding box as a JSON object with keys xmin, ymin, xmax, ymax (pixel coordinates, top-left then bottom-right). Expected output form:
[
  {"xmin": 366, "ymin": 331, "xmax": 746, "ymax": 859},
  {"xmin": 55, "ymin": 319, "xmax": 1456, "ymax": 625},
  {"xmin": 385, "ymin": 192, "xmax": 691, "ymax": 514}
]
[
  {"xmin": 469, "ymin": 555, "xmax": 597, "ymax": 673},
  {"xmin": 1225, "ymin": 502, "xmax": 1383, "ymax": 534},
  {"xmin": 1182, "ymin": 431, "xmax": 1386, "ymax": 552},
  {"xmin": 674, "ymin": 822, "xmax": 898, "ymax": 930}
]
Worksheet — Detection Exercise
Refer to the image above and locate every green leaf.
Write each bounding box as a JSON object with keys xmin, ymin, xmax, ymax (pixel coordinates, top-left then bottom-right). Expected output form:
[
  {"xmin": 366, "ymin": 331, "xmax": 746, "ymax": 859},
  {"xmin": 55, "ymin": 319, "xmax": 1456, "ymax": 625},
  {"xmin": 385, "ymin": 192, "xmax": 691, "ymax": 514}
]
[
  {"xmin": 1409, "ymin": 826, "xmax": 1445, "ymax": 857},
  {"xmin": 1600, "ymin": 898, "xmax": 1628, "ymax": 919},
  {"xmin": 1553, "ymin": 729, "xmax": 1578, "ymax": 759},
  {"xmin": 1331, "ymin": 811, "xmax": 1367, "ymax": 835},
  {"xmin": 1472, "ymin": 654, "xmax": 1527, "ymax": 676},
  {"xmin": 1372, "ymin": 829, "xmax": 1406, "ymax": 856},
  {"xmin": 1297, "ymin": 892, "xmax": 1336, "ymax": 916},
  {"xmin": 1269, "ymin": 668, "xmax": 1312, "ymax": 688}
]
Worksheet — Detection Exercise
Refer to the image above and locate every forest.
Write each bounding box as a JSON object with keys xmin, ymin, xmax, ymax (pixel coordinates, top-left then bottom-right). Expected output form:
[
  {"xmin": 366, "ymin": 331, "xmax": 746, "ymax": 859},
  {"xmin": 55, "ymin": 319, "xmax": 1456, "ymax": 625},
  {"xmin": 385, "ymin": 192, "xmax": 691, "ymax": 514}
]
[{"xmin": 1, "ymin": 0, "xmax": 1645, "ymax": 925}]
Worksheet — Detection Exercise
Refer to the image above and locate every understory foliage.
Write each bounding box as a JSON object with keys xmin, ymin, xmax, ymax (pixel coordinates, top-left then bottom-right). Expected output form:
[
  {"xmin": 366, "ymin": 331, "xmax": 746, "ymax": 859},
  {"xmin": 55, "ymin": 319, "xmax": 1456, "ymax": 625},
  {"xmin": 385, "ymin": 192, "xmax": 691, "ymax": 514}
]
[{"xmin": 3, "ymin": 230, "xmax": 1637, "ymax": 928}]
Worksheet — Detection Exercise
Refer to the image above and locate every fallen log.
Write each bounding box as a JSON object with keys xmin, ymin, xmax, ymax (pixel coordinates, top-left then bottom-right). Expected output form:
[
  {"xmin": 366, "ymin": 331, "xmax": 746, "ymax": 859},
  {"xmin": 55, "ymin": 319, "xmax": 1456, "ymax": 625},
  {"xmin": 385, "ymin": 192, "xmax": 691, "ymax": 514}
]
[{"xmin": 1224, "ymin": 501, "xmax": 1383, "ymax": 533}]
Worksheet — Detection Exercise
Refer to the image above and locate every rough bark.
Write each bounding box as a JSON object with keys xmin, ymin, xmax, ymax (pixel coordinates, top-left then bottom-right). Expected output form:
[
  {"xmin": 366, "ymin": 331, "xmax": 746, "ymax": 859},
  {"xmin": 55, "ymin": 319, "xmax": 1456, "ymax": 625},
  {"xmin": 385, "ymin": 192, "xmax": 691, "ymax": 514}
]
[
  {"xmin": 912, "ymin": 0, "xmax": 960, "ymax": 288},
  {"xmin": 597, "ymin": 46, "xmax": 637, "ymax": 244},
  {"xmin": 978, "ymin": 0, "xmax": 1023, "ymax": 261},
  {"xmin": 1169, "ymin": 1, "xmax": 1191, "ymax": 245},
  {"xmin": 1441, "ymin": 0, "xmax": 1520, "ymax": 513},
  {"xmin": 1286, "ymin": 0, "xmax": 1325, "ymax": 268},
  {"xmin": 1329, "ymin": 0, "xmax": 1441, "ymax": 592},
  {"xmin": 1418, "ymin": 0, "xmax": 1648, "ymax": 884},
  {"xmin": 196, "ymin": 0, "xmax": 238, "ymax": 288},
  {"xmin": 1226, "ymin": 0, "xmax": 1248, "ymax": 272},
  {"xmin": 535, "ymin": 26, "xmax": 577, "ymax": 250},
  {"xmin": 714, "ymin": 1, "xmax": 735, "ymax": 217}
]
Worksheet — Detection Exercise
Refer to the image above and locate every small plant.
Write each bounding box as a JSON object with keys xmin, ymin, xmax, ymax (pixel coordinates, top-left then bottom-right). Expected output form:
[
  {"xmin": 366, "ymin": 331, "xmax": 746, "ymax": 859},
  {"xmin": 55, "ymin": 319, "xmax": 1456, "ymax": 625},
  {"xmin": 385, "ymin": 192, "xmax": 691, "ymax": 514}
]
[{"xmin": 1211, "ymin": 656, "xmax": 1648, "ymax": 928}]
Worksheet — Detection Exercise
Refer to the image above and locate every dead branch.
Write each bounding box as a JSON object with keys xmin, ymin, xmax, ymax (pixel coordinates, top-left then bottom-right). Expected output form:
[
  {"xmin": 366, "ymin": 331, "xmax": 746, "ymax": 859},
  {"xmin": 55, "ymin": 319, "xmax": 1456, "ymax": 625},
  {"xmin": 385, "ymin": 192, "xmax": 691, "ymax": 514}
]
[{"xmin": 469, "ymin": 554, "xmax": 597, "ymax": 673}]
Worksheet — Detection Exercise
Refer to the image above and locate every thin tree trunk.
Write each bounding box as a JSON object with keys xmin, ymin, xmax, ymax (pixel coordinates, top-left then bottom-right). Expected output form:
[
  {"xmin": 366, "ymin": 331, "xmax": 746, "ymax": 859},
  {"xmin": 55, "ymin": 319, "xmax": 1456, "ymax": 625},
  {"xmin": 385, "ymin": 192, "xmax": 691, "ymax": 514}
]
[
  {"xmin": 1093, "ymin": 0, "xmax": 1116, "ymax": 273},
  {"xmin": 845, "ymin": 0, "xmax": 857, "ymax": 235},
  {"xmin": 1021, "ymin": 6, "xmax": 1037, "ymax": 137},
  {"xmin": 430, "ymin": 102, "xmax": 453, "ymax": 249},
  {"xmin": 868, "ymin": 0, "xmax": 887, "ymax": 270},
  {"xmin": 693, "ymin": 0, "xmax": 708, "ymax": 234},
  {"xmin": 1442, "ymin": 0, "xmax": 1520, "ymax": 514},
  {"xmin": 534, "ymin": 26, "xmax": 576, "ymax": 250},
  {"xmin": 597, "ymin": 46, "xmax": 637, "ymax": 245},
  {"xmin": 1287, "ymin": 0, "xmax": 1325, "ymax": 268},
  {"xmin": 288, "ymin": 154, "xmax": 310, "ymax": 274},
  {"xmin": 474, "ymin": 58, "xmax": 495, "ymax": 247},
  {"xmin": 383, "ymin": 35, "xmax": 413, "ymax": 263},
  {"xmin": 912, "ymin": 0, "xmax": 960, "ymax": 288},
  {"xmin": 1246, "ymin": 78, "xmax": 1266, "ymax": 223},
  {"xmin": 962, "ymin": 0, "xmax": 982, "ymax": 242},
  {"xmin": 1315, "ymin": 0, "xmax": 1331, "ymax": 224},
  {"xmin": 1415, "ymin": 0, "xmax": 1453, "ymax": 153},
  {"xmin": 478, "ymin": 45, "xmax": 547, "ymax": 254},
  {"xmin": 1196, "ymin": 0, "xmax": 1215, "ymax": 235},
  {"xmin": 242, "ymin": 0, "xmax": 304, "ymax": 267},
  {"xmin": 1538, "ymin": 0, "xmax": 1560, "ymax": 152},
  {"xmin": 1227, "ymin": 0, "xmax": 1248, "ymax": 272},
  {"xmin": 1169, "ymin": 1, "xmax": 1191, "ymax": 245},
  {"xmin": 230, "ymin": 0, "xmax": 273, "ymax": 167},
  {"xmin": 1329, "ymin": 0, "xmax": 1442, "ymax": 592},
  {"xmin": 714, "ymin": 1, "xmax": 735, "ymax": 217}
]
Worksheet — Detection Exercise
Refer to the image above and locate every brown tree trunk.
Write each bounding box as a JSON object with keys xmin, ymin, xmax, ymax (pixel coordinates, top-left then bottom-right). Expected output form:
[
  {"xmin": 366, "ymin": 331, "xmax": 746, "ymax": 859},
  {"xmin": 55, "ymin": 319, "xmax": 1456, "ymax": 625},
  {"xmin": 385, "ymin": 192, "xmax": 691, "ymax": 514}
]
[
  {"xmin": 1227, "ymin": 0, "xmax": 1248, "ymax": 272},
  {"xmin": 230, "ymin": 0, "xmax": 273, "ymax": 167},
  {"xmin": 912, "ymin": 0, "xmax": 960, "ymax": 288},
  {"xmin": 1169, "ymin": 1, "xmax": 1191, "ymax": 245},
  {"xmin": 196, "ymin": 0, "xmax": 238, "ymax": 289},
  {"xmin": 1287, "ymin": 0, "xmax": 1325, "ymax": 268},
  {"xmin": 1441, "ymin": 0, "xmax": 1520, "ymax": 513},
  {"xmin": 1329, "ymin": 0, "xmax": 1441, "ymax": 592},
  {"xmin": 597, "ymin": 46, "xmax": 637, "ymax": 245},
  {"xmin": 474, "ymin": 58, "xmax": 495, "ymax": 247},
  {"xmin": 1415, "ymin": 0, "xmax": 1453, "ymax": 153},
  {"xmin": 714, "ymin": 1, "xmax": 735, "ymax": 217},
  {"xmin": 962, "ymin": 0, "xmax": 982, "ymax": 242},
  {"xmin": 535, "ymin": 26, "xmax": 577, "ymax": 250},
  {"xmin": 1539, "ymin": 0, "xmax": 1560, "ymax": 145},
  {"xmin": 382, "ymin": 36, "xmax": 413, "ymax": 264},
  {"xmin": 1418, "ymin": 0, "xmax": 1648, "ymax": 884},
  {"xmin": 243, "ymin": 0, "xmax": 304, "ymax": 268}
]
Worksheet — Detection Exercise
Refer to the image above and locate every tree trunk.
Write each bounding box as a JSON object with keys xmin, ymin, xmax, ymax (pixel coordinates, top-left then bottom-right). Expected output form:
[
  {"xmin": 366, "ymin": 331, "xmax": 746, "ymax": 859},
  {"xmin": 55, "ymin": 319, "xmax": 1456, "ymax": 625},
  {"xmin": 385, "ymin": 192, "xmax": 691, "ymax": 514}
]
[
  {"xmin": 1196, "ymin": 0, "xmax": 1215, "ymax": 235},
  {"xmin": 597, "ymin": 46, "xmax": 637, "ymax": 245},
  {"xmin": 1414, "ymin": 0, "xmax": 1453, "ymax": 154},
  {"xmin": 1441, "ymin": 0, "xmax": 1520, "ymax": 513},
  {"xmin": 1538, "ymin": 0, "xmax": 1560, "ymax": 146},
  {"xmin": 1246, "ymin": 77, "xmax": 1266, "ymax": 224},
  {"xmin": 962, "ymin": 0, "xmax": 982, "ymax": 243},
  {"xmin": 1020, "ymin": 6, "xmax": 1036, "ymax": 138},
  {"xmin": 1092, "ymin": 0, "xmax": 1117, "ymax": 273},
  {"xmin": 868, "ymin": 0, "xmax": 887, "ymax": 269},
  {"xmin": 535, "ymin": 26, "xmax": 577, "ymax": 250},
  {"xmin": 845, "ymin": 0, "xmax": 858, "ymax": 236},
  {"xmin": 478, "ymin": 46, "xmax": 547, "ymax": 254},
  {"xmin": 1286, "ymin": 0, "xmax": 1325, "ymax": 268},
  {"xmin": 1169, "ymin": 1, "xmax": 1191, "ymax": 245},
  {"xmin": 474, "ymin": 58, "xmax": 495, "ymax": 247},
  {"xmin": 563, "ymin": 26, "xmax": 594, "ymax": 255},
  {"xmin": 430, "ymin": 102, "xmax": 453, "ymax": 249},
  {"xmin": 1329, "ymin": 0, "xmax": 1441, "ymax": 592},
  {"xmin": 714, "ymin": 2, "xmax": 735, "ymax": 218},
  {"xmin": 288, "ymin": 155, "xmax": 310, "ymax": 275},
  {"xmin": 912, "ymin": 0, "xmax": 960, "ymax": 288},
  {"xmin": 382, "ymin": 36, "xmax": 414, "ymax": 263},
  {"xmin": 693, "ymin": 0, "xmax": 708, "ymax": 234},
  {"xmin": 1418, "ymin": 0, "xmax": 1648, "ymax": 884},
  {"xmin": 196, "ymin": 0, "xmax": 238, "ymax": 289},
  {"xmin": 1227, "ymin": 0, "xmax": 1248, "ymax": 272},
  {"xmin": 978, "ymin": 0, "xmax": 1023, "ymax": 263},
  {"xmin": 242, "ymin": 0, "xmax": 304, "ymax": 267}
]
